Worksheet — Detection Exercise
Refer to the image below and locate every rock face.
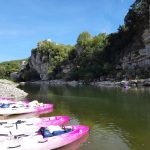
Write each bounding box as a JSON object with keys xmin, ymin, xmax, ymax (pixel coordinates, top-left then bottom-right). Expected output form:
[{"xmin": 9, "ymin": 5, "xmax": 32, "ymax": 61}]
[
  {"xmin": 10, "ymin": 72, "xmax": 19, "ymax": 81},
  {"xmin": 119, "ymin": 2, "xmax": 150, "ymax": 79},
  {"xmin": 121, "ymin": 27, "xmax": 150, "ymax": 70},
  {"xmin": 12, "ymin": 53, "xmax": 50, "ymax": 81},
  {"xmin": 29, "ymin": 53, "xmax": 49, "ymax": 80}
]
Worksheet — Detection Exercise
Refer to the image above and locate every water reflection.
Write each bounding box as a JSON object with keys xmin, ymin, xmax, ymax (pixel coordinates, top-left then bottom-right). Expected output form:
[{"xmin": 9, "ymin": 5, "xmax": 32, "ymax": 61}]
[{"xmin": 20, "ymin": 84, "xmax": 150, "ymax": 150}]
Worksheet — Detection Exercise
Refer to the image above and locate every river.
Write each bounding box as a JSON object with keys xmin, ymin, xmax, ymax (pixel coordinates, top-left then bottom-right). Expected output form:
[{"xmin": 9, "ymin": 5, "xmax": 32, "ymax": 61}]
[{"xmin": 20, "ymin": 84, "xmax": 150, "ymax": 150}]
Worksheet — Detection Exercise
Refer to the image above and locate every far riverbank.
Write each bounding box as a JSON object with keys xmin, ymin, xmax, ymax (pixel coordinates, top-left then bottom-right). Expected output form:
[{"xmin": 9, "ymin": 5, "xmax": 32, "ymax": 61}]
[{"xmin": 19, "ymin": 78, "xmax": 150, "ymax": 88}]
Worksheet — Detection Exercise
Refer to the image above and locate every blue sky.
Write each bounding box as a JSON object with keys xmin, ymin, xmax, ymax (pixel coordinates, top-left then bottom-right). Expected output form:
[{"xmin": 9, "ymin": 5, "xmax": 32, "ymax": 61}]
[{"xmin": 0, "ymin": 0, "xmax": 134, "ymax": 62}]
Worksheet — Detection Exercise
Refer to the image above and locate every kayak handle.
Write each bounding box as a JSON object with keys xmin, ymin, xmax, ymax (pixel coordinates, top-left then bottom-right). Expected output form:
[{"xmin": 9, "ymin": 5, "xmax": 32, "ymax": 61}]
[
  {"xmin": 8, "ymin": 145, "xmax": 21, "ymax": 149},
  {"xmin": 14, "ymin": 134, "xmax": 29, "ymax": 139},
  {"xmin": 25, "ymin": 123, "xmax": 33, "ymax": 126},
  {"xmin": 4, "ymin": 125, "xmax": 13, "ymax": 128},
  {"xmin": 38, "ymin": 139, "xmax": 48, "ymax": 143}
]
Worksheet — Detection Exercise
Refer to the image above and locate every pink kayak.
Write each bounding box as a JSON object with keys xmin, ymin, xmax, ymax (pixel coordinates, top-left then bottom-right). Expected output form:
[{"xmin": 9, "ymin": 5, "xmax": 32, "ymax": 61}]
[
  {"xmin": 0, "ymin": 99, "xmax": 53, "ymax": 115},
  {"xmin": 0, "ymin": 108, "xmax": 54, "ymax": 120},
  {"xmin": 58, "ymin": 134, "xmax": 89, "ymax": 150},
  {"xmin": 1, "ymin": 125, "xmax": 89, "ymax": 150},
  {"xmin": 0, "ymin": 97, "xmax": 16, "ymax": 101},
  {"xmin": 0, "ymin": 116, "xmax": 70, "ymax": 143},
  {"xmin": 0, "ymin": 97, "xmax": 18, "ymax": 104},
  {"xmin": 0, "ymin": 104, "xmax": 53, "ymax": 115},
  {"xmin": 0, "ymin": 116, "xmax": 70, "ymax": 127}
]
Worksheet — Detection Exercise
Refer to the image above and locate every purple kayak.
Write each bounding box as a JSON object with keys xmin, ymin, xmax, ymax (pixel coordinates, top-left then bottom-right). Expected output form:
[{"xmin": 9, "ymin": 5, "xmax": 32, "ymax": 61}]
[{"xmin": 1, "ymin": 125, "xmax": 89, "ymax": 150}]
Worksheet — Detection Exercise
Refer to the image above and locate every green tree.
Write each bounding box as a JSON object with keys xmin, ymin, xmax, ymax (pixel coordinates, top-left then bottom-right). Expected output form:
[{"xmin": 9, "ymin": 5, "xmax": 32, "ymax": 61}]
[{"xmin": 77, "ymin": 32, "xmax": 92, "ymax": 46}]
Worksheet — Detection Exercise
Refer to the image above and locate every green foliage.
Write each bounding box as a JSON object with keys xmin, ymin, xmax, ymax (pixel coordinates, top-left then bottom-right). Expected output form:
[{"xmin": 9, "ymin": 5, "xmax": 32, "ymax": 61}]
[
  {"xmin": 92, "ymin": 33, "xmax": 107, "ymax": 49},
  {"xmin": 0, "ymin": 60, "xmax": 26, "ymax": 79},
  {"xmin": 69, "ymin": 33, "xmax": 108, "ymax": 81},
  {"xmin": 77, "ymin": 32, "xmax": 92, "ymax": 46},
  {"xmin": 32, "ymin": 40, "xmax": 74, "ymax": 77}
]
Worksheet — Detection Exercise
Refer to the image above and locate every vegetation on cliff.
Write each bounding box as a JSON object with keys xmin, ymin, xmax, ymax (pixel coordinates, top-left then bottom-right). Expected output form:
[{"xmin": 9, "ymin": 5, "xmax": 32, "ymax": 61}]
[
  {"xmin": 69, "ymin": 0, "xmax": 149, "ymax": 80},
  {"xmin": 68, "ymin": 32, "xmax": 108, "ymax": 80},
  {"xmin": 32, "ymin": 40, "xmax": 74, "ymax": 74}
]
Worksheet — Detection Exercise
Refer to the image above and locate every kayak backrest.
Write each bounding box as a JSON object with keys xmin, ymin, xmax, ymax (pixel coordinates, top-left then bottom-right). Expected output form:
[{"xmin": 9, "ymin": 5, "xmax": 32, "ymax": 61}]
[
  {"xmin": 38, "ymin": 126, "xmax": 72, "ymax": 138},
  {"xmin": 38, "ymin": 127, "xmax": 53, "ymax": 138},
  {"xmin": 0, "ymin": 103, "xmax": 10, "ymax": 108},
  {"xmin": 47, "ymin": 125, "xmax": 63, "ymax": 133}
]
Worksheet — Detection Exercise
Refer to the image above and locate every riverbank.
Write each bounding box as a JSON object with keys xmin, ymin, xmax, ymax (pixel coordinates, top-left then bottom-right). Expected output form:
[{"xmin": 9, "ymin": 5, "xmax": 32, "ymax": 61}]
[
  {"xmin": 0, "ymin": 79, "xmax": 28, "ymax": 99},
  {"xmin": 19, "ymin": 78, "xmax": 150, "ymax": 88}
]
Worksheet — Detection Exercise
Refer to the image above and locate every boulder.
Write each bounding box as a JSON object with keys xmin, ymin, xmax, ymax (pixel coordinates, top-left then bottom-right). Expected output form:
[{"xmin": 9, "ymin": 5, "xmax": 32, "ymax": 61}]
[{"xmin": 10, "ymin": 72, "xmax": 19, "ymax": 81}]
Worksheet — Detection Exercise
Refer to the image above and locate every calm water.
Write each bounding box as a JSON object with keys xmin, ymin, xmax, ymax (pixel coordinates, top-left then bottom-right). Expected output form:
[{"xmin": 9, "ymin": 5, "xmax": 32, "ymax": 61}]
[{"xmin": 20, "ymin": 84, "xmax": 150, "ymax": 150}]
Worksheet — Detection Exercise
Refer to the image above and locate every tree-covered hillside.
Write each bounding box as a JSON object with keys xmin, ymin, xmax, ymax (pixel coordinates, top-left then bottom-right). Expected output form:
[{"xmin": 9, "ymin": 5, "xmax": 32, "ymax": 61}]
[{"xmin": 0, "ymin": 60, "xmax": 26, "ymax": 79}]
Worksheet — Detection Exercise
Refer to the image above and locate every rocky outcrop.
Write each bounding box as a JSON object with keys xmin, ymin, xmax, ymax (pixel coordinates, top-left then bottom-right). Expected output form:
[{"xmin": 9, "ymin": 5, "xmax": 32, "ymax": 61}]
[
  {"xmin": 11, "ymin": 53, "xmax": 50, "ymax": 81},
  {"xmin": 121, "ymin": 27, "xmax": 150, "ymax": 71},
  {"xmin": 119, "ymin": 0, "xmax": 150, "ymax": 78},
  {"xmin": 29, "ymin": 53, "xmax": 49, "ymax": 80},
  {"xmin": 10, "ymin": 61, "xmax": 28, "ymax": 81}
]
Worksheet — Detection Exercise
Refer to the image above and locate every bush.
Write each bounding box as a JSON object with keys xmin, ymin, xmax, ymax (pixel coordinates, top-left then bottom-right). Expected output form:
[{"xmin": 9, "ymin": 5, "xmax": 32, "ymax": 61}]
[{"xmin": 0, "ymin": 60, "xmax": 26, "ymax": 79}]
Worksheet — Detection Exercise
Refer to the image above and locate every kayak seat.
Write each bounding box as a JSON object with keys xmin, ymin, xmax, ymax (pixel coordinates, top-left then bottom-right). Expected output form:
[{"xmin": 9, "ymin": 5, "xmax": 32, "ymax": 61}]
[
  {"xmin": 38, "ymin": 127, "xmax": 53, "ymax": 138},
  {"xmin": 38, "ymin": 127, "xmax": 72, "ymax": 138},
  {"xmin": 43, "ymin": 129, "xmax": 53, "ymax": 138},
  {"xmin": 0, "ymin": 104, "xmax": 10, "ymax": 108},
  {"xmin": 52, "ymin": 130, "xmax": 65, "ymax": 136},
  {"xmin": 0, "ymin": 103, "xmax": 15, "ymax": 107},
  {"xmin": 64, "ymin": 128, "xmax": 72, "ymax": 133},
  {"xmin": 52, "ymin": 129, "xmax": 72, "ymax": 136}
]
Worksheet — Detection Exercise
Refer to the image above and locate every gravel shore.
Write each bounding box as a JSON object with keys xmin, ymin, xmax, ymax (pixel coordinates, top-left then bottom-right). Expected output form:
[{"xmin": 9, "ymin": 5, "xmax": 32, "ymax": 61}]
[{"xmin": 0, "ymin": 79, "xmax": 28, "ymax": 99}]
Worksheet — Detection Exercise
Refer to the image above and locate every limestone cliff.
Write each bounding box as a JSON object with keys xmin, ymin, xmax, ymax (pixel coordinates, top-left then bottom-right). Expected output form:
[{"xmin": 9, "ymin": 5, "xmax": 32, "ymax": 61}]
[
  {"xmin": 17, "ymin": 52, "xmax": 50, "ymax": 81},
  {"xmin": 116, "ymin": 1, "xmax": 150, "ymax": 78},
  {"xmin": 29, "ymin": 52, "xmax": 49, "ymax": 80},
  {"xmin": 121, "ymin": 28, "xmax": 150, "ymax": 71}
]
